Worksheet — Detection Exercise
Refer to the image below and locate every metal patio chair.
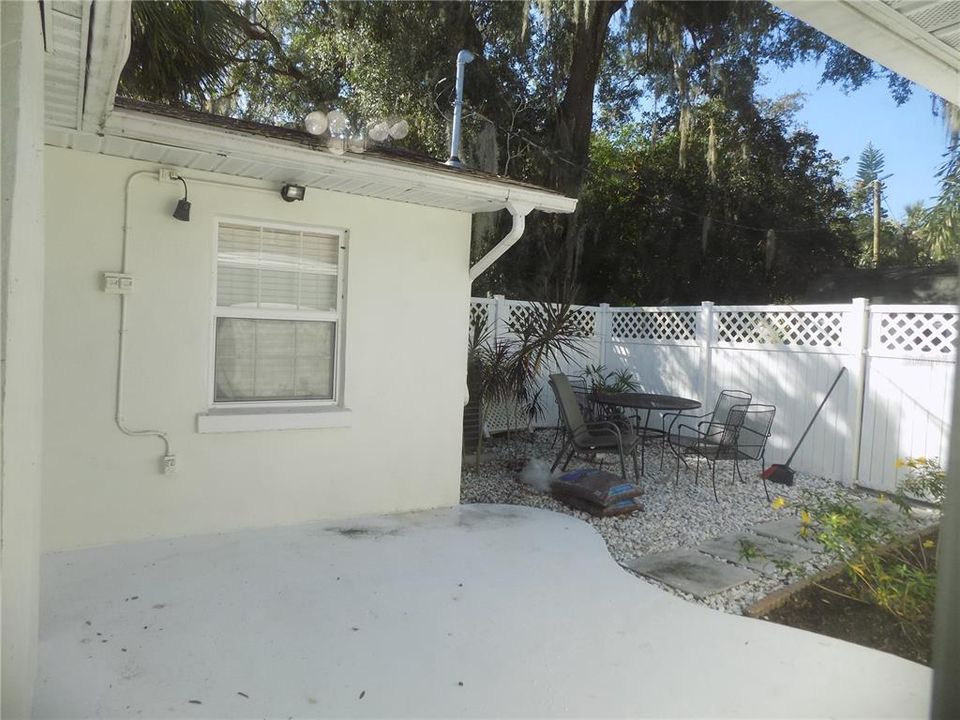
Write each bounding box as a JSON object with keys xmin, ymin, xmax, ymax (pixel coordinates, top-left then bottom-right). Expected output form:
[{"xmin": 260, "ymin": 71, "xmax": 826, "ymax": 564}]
[
  {"xmin": 549, "ymin": 374, "xmax": 640, "ymax": 481},
  {"xmin": 551, "ymin": 374, "xmax": 595, "ymax": 447},
  {"xmin": 671, "ymin": 403, "xmax": 777, "ymax": 502},
  {"xmin": 662, "ymin": 389, "xmax": 751, "ymax": 469}
]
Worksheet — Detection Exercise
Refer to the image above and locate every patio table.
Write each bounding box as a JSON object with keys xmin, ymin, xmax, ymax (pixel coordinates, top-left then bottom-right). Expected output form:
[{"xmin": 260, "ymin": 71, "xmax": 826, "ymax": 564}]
[{"xmin": 594, "ymin": 392, "xmax": 701, "ymax": 476}]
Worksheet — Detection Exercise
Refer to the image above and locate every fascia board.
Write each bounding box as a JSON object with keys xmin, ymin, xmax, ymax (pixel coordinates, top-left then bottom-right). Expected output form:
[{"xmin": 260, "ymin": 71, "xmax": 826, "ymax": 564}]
[
  {"xmin": 81, "ymin": 0, "xmax": 132, "ymax": 132},
  {"xmin": 103, "ymin": 108, "xmax": 578, "ymax": 214},
  {"xmin": 772, "ymin": 0, "xmax": 960, "ymax": 104}
]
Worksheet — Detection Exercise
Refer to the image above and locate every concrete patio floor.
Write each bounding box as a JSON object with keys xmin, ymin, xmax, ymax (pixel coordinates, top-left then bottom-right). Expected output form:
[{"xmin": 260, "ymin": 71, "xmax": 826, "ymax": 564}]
[{"xmin": 35, "ymin": 505, "xmax": 930, "ymax": 718}]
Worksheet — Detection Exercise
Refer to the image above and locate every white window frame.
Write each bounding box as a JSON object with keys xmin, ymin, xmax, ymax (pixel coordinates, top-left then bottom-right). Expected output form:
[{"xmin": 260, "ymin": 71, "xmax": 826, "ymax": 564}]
[{"xmin": 208, "ymin": 216, "xmax": 348, "ymax": 410}]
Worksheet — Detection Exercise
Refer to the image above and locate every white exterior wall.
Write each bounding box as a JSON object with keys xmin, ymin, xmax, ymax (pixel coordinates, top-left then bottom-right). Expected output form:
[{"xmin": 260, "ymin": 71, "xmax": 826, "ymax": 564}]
[
  {"xmin": 1, "ymin": 2, "xmax": 46, "ymax": 716},
  {"xmin": 43, "ymin": 148, "xmax": 471, "ymax": 551}
]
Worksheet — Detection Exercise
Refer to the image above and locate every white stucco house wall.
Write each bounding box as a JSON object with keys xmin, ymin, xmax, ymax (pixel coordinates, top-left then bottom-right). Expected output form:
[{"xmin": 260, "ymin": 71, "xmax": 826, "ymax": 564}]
[
  {"xmin": 42, "ymin": 103, "xmax": 574, "ymax": 551},
  {"xmin": 1, "ymin": 2, "xmax": 574, "ymax": 715}
]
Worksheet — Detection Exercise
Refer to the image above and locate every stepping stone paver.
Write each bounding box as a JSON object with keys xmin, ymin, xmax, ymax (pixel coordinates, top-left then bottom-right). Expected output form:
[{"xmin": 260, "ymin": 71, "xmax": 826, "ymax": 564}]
[
  {"xmin": 697, "ymin": 533, "xmax": 815, "ymax": 576},
  {"xmin": 854, "ymin": 499, "xmax": 938, "ymax": 529},
  {"xmin": 624, "ymin": 548, "xmax": 757, "ymax": 598},
  {"xmin": 752, "ymin": 517, "xmax": 818, "ymax": 547}
]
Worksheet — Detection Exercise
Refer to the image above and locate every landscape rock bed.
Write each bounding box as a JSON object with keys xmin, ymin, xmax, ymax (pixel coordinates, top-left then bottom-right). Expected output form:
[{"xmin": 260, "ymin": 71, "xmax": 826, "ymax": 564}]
[{"xmin": 460, "ymin": 430, "xmax": 861, "ymax": 615}]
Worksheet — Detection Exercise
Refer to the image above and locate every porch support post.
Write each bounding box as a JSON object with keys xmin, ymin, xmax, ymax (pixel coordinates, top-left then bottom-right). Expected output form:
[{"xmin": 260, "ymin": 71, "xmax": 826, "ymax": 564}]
[{"xmin": 932, "ymin": 317, "xmax": 960, "ymax": 717}]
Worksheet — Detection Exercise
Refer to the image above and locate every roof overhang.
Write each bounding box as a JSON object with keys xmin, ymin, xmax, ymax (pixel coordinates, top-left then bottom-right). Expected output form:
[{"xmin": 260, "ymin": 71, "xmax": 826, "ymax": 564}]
[
  {"xmin": 42, "ymin": 0, "xmax": 575, "ymax": 216},
  {"xmin": 44, "ymin": 107, "xmax": 577, "ymax": 215},
  {"xmin": 44, "ymin": 0, "xmax": 130, "ymax": 133},
  {"xmin": 770, "ymin": 1, "xmax": 960, "ymax": 105}
]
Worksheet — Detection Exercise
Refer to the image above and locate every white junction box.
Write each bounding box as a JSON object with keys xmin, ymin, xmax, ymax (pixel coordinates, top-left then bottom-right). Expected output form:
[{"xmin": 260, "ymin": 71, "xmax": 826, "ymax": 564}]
[{"xmin": 102, "ymin": 272, "xmax": 134, "ymax": 294}]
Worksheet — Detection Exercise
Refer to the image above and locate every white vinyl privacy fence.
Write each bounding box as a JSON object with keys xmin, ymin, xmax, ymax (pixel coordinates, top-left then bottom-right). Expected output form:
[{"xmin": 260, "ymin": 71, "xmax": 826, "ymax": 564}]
[{"xmin": 470, "ymin": 295, "xmax": 958, "ymax": 492}]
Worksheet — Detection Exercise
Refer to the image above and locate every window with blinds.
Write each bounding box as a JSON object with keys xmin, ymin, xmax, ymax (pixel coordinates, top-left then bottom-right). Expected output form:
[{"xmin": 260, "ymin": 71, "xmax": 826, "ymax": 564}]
[{"xmin": 213, "ymin": 222, "xmax": 344, "ymax": 404}]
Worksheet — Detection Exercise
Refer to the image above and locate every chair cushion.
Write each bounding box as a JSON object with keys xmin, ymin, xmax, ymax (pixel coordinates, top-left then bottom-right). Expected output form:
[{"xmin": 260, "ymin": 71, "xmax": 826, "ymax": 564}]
[{"xmin": 551, "ymin": 468, "xmax": 641, "ymax": 506}]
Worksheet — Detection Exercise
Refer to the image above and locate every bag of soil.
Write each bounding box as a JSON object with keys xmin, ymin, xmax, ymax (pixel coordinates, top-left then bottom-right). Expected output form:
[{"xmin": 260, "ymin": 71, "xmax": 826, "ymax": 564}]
[
  {"xmin": 558, "ymin": 494, "xmax": 644, "ymax": 517},
  {"xmin": 550, "ymin": 468, "xmax": 641, "ymax": 506}
]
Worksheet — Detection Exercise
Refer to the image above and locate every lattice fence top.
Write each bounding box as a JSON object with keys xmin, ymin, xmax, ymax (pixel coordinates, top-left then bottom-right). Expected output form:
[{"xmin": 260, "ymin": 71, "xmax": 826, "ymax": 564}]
[
  {"xmin": 871, "ymin": 311, "xmax": 958, "ymax": 355},
  {"xmin": 716, "ymin": 310, "xmax": 843, "ymax": 347},
  {"xmin": 610, "ymin": 309, "xmax": 697, "ymax": 342},
  {"xmin": 469, "ymin": 301, "xmax": 491, "ymax": 333},
  {"xmin": 506, "ymin": 302, "xmax": 597, "ymax": 338}
]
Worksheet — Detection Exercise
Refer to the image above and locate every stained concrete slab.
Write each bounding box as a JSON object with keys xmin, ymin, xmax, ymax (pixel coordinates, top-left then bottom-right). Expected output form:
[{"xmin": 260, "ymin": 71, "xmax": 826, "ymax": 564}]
[
  {"xmin": 698, "ymin": 533, "xmax": 816, "ymax": 576},
  {"xmin": 35, "ymin": 505, "xmax": 930, "ymax": 718},
  {"xmin": 623, "ymin": 548, "xmax": 757, "ymax": 598}
]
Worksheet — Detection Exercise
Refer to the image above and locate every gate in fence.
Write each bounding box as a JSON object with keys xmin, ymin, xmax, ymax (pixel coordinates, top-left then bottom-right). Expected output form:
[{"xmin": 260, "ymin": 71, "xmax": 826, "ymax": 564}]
[{"xmin": 469, "ymin": 295, "xmax": 958, "ymax": 492}]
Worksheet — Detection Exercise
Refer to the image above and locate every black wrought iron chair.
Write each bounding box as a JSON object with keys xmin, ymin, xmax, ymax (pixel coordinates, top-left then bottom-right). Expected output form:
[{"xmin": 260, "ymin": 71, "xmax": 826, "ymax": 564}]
[
  {"xmin": 671, "ymin": 403, "xmax": 776, "ymax": 502},
  {"xmin": 662, "ymin": 389, "xmax": 751, "ymax": 470},
  {"xmin": 730, "ymin": 404, "xmax": 777, "ymax": 501},
  {"xmin": 549, "ymin": 374, "xmax": 641, "ymax": 481}
]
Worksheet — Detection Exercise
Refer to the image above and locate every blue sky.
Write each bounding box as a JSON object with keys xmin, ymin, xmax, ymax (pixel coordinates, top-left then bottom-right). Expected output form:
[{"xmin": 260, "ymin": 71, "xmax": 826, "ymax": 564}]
[{"xmin": 758, "ymin": 60, "xmax": 951, "ymax": 219}]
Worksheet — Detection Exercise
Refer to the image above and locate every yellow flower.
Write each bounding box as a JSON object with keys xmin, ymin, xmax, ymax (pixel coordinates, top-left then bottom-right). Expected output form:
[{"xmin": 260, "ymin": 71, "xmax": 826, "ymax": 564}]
[
  {"xmin": 895, "ymin": 457, "xmax": 906, "ymax": 469},
  {"xmin": 917, "ymin": 456, "xmax": 928, "ymax": 465},
  {"xmin": 923, "ymin": 539, "xmax": 936, "ymax": 549},
  {"xmin": 878, "ymin": 493, "xmax": 886, "ymax": 503},
  {"xmin": 771, "ymin": 497, "xmax": 786, "ymax": 510},
  {"xmin": 800, "ymin": 509, "xmax": 812, "ymax": 525}
]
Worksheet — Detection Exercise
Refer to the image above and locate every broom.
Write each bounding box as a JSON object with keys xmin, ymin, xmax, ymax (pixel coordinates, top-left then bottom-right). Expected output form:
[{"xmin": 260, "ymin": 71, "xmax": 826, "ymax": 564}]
[{"xmin": 762, "ymin": 366, "xmax": 846, "ymax": 486}]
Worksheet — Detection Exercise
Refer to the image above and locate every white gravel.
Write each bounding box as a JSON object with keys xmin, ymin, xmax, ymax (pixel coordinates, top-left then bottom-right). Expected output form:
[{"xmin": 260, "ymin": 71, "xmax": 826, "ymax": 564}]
[{"xmin": 460, "ymin": 429, "xmax": 863, "ymax": 615}]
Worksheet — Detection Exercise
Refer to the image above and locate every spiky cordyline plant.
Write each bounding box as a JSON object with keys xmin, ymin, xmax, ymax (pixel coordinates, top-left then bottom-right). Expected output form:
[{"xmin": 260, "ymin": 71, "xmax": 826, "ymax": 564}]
[{"xmin": 467, "ymin": 299, "xmax": 587, "ymax": 459}]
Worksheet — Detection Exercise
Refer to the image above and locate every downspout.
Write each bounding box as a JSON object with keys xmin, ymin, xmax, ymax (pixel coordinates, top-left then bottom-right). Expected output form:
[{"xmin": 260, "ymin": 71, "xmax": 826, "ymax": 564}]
[{"xmin": 469, "ymin": 200, "xmax": 535, "ymax": 283}]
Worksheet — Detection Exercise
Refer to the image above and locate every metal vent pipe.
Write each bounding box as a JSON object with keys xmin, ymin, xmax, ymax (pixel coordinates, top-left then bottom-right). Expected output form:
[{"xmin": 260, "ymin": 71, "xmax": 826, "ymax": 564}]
[{"xmin": 445, "ymin": 49, "xmax": 475, "ymax": 168}]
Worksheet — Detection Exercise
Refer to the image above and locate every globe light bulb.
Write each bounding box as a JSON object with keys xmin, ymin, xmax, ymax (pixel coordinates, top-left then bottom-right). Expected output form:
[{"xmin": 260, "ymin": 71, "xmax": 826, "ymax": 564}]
[
  {"xmin": 368, "ymin": 121, "xmax": 390, "ymax": 143},
  {"xmin": 304, "ymin": 111, "xmax": 328, "ymax": 136},
  {"xmin": 389, "ymin": 119, "xmax": 409, "ymax": 140},
  {"xmin": 328, "ymin": 137, "xmax": 346, "ymax": 156},
  {"xmin": 327, "ymin": 109, "xmax": 349, "ymax": 136},
  {"xmin": 348, "ymin": 135, "xmax": 366, "ymax": 153}
]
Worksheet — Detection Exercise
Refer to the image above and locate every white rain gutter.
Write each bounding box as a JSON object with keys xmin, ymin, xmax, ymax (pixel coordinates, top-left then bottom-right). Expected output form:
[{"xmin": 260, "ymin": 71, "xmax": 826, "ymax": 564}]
[{"xmin": 469, "ymin": 200, "xmax": 535, "ymax": 283}]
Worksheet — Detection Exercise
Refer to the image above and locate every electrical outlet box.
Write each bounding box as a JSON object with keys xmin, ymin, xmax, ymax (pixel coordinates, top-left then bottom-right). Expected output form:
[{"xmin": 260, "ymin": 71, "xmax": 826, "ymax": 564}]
[
  {"xmin": 158, "ymin": 168, "xmax": 180, "ymax": 184},
  {"xmin": 162, "ymin": 455, "xmax": 177, "ymax": 474},
  {"xmin": 103, "ymin": 272, "xmax": 134, "ymax": 294}
]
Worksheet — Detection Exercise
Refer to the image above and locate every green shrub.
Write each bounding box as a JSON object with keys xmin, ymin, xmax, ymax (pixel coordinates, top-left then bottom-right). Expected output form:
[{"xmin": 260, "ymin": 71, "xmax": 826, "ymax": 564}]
[{"xmin": 765, "ymin": 461, "xmax": 941, "ymax": 651}]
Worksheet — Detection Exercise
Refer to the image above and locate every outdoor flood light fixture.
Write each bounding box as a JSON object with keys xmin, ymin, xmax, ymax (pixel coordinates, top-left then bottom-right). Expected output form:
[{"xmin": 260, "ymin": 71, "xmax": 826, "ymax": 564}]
[
  {"xmin": 172, "ymin": 176, "xmax": 191, "ymax": 222},
  {"xmin": 281, "ymin": 184, "xmax": 306, "ymax": 202}
]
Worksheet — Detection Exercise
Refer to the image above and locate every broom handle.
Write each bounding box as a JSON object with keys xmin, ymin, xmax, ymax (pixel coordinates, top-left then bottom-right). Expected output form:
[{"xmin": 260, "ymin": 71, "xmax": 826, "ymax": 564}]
[{"xmin": 782, "ymin": 367, "xmax": 846, "ymax": 467}]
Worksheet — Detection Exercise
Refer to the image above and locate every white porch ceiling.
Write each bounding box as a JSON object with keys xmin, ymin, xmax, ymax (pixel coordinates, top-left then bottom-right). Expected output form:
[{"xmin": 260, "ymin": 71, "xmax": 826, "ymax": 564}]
[{"xmin": 771, "ymin": 0, "xmax": 960, "ymax": 104}]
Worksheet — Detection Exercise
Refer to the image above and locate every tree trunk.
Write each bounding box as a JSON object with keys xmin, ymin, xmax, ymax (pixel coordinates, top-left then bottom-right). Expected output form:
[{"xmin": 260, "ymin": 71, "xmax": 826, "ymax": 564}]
[{"xmin": 549, "ymin": 1, "xmax": 624, "ymax": 295}]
